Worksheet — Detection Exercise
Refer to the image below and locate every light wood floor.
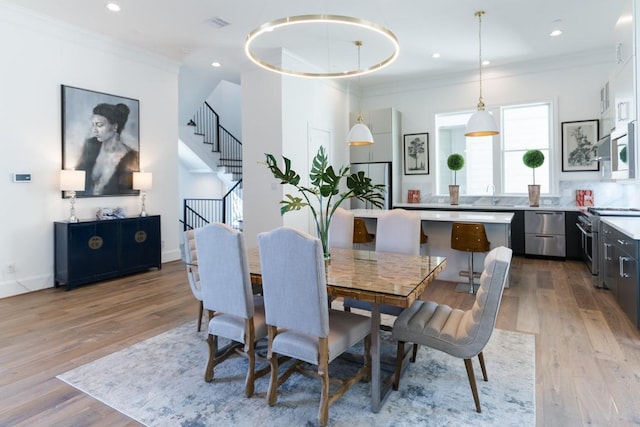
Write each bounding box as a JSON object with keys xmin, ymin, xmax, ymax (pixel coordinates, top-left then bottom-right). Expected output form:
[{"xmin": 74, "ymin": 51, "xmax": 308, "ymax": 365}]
[{"xmin": 0, "ymin": 257, "xmax": 639, "ymax": 426}]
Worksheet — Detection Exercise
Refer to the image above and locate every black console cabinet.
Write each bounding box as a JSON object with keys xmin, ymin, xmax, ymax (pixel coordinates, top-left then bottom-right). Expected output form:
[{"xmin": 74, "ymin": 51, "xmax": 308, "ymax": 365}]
[{"xmin": 54, "ymin": 216, "xmax": 161, "ymax": 290}]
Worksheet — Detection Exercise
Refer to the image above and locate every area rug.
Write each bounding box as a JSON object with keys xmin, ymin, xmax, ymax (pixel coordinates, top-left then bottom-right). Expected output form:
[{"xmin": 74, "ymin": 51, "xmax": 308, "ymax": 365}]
[{"xmin": 57, "ymin": 322, "xmax": 535, "ymax": 426}]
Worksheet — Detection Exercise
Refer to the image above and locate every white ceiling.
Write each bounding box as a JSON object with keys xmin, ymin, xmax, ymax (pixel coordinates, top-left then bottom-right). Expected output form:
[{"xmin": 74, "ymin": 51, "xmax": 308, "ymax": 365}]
[{"xmin": 3, "ymin": 0, "xmax": 628, "ymax": 88}]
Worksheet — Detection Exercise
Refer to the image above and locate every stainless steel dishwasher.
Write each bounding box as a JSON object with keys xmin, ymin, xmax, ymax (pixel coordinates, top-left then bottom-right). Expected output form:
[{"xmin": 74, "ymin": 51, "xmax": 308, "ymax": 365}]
[{"xmin": 524, "ymin": 211, "xmax": 566, "ymax": 257}]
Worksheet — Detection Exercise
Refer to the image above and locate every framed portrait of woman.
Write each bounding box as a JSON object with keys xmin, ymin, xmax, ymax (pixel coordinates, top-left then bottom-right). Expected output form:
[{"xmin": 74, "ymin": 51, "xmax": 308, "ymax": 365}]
[{"xmin": 61, "ymin": 85, "xmax": 140, "ymax": 198}]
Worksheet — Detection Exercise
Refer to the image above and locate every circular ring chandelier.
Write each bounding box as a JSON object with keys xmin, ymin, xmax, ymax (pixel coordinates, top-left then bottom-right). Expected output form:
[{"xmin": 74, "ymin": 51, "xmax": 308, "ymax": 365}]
[{"xmin": 244, "ymin": 14, "xmax": 399, "ymax": 79}]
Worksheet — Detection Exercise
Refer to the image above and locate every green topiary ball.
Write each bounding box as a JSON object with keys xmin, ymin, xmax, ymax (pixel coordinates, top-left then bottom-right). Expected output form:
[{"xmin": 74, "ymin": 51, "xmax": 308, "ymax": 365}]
[
  {"xmin": 522, "ymin": 149, "xmax": 545, "ymax": 169},
  {"xmin": 447, "ymin": 153, "xmax": 465, "ymax": 171}
]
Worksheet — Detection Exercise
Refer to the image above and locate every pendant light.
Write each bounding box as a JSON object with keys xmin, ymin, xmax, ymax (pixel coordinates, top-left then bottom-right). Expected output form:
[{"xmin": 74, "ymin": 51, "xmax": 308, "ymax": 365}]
[
  {"xmin": 348, "ymin": 41, "xmax": 374, "ymax": 146},
  {"xmin": 465, "ymin": 11, "xmax": 499, "ymax": 137}
]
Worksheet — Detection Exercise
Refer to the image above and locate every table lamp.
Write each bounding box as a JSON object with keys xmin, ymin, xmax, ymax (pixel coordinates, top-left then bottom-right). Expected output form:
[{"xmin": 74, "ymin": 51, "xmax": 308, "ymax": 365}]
[
  {"xmin": 133, "ymin": 171, "xmax": 152, "ymax": 217},
  {"xmin": 60, "ymin": 169, "xmax": 85, "ymax": 222}
]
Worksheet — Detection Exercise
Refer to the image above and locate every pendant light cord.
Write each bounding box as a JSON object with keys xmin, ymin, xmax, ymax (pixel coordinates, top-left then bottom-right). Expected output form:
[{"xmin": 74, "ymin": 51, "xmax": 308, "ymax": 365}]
[{"xmin": 476, "ymin": 11, "xmax": 485, "ymax": 109}]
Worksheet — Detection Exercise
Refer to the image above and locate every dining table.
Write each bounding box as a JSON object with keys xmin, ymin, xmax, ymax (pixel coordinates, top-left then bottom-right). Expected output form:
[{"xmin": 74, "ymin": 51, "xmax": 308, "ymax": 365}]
[{"xmin": 246, "ymin": 246, "xmax": 447, "ymax": 412}]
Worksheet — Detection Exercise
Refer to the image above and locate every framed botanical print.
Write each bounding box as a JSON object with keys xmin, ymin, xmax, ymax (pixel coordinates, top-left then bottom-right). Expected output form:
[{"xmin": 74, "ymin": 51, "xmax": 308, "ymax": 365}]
[
  {"xmin": 61, "ymin": 85, "xmax": 140, "ymax": 197},
  {"xmin": 403, "ymin": 133, "xmax": 429, "ymax": 175},
  {"xmin": 561, "ymin": 119, "xmax": 599, "ymax": 172}
]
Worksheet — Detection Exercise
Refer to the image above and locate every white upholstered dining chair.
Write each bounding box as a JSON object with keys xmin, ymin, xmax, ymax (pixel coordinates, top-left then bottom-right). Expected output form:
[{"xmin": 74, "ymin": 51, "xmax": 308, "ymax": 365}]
[
  {"xmin": 183, "ymin": 229, "xmax": 204, "ymax": 331},
  {"xmin": 328, "ymin": 206, "xmax": 354, "ymax": 249},
  {"xmin": 257, "ymin": 226, "xmax": 371, "ymax": 426},
  {"xmin": 343, "ymin": 208, "xmax": 422, "ymax": 317},
  {"xmin": 194, "ymin": 223, "xmax": 269, "ymax": 397},
  {"xmin": 392, "ymin": 246, "xmax": 513, "ymax": 413}
]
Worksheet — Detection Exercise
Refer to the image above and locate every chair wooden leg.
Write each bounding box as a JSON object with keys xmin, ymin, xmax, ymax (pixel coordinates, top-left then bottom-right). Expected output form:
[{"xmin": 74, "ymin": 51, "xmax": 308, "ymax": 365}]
[
  {"xmin": 266, "ymin": 326, "xmax": 279, "ymax": 406},
  {"xmin": 411, "ymin": 343, "xmax": 419, "ymax": 363},
  {"xmin": 244, "ymin": 320, "xmax": 256, "ymax": 397},
  {"xmin": 478, "ymin": 351, "xmax": 488, "ymax": 381},
  {"xmin": 197, "ymin": 301, "xmax": 204, "ymax": 332},
  {"xmin": 464, "ymin": 358, "xmax": 482, "ymax": 413},
  {"xmin": 204, "ymin": 334, "xmax": 216, "ymax": 382},
  {"xmin": 318, "ymin": 337, "xmax": 330, "ymax": 426}
]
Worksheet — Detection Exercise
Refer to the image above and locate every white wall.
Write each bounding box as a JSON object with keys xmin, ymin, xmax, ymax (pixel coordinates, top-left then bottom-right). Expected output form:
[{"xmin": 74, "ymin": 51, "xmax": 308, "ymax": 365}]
[
  {"xmin": 241, "ymin": 63, "xmax": 351, "ymax": 248},
  {"xmin": 207, "ymin": 80, "xmax": 243, "ymax": 139},
  {"xmin": 361, "ymin": 52, "xmax": 618, "ymax": 199},
  {"xmin": 0, "ymin": 4, "xmax": 181, "ymax": 298}
]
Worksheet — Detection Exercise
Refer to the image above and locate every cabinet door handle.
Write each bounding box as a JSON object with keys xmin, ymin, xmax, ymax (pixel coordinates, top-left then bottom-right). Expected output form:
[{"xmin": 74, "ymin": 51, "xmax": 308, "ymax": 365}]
[
  {"xmin": 616, "ymin": 42, "xmax": 623, "ymax": 64},
  {"xmin": 619, "ymin": 256, "xmax": 631, "ymax": 278},
  {"xmin": 604, "ymin": 243, "xmax": 611, "ymax": 260}
]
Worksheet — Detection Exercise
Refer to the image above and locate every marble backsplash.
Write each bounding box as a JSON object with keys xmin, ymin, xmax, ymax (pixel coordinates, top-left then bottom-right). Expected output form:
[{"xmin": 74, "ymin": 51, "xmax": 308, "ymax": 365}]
[{"xmin": 409, "ymin": 180, "xmax": 640, "ymax": 208}]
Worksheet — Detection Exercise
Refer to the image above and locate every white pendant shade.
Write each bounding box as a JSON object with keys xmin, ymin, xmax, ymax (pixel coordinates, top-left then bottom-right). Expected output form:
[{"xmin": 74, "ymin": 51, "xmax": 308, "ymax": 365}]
[
  {"xmin": 347, "ymin": 122, "xmax": 374, "ymax": 146},
  {"xmin": 465, "ymin": 109, "xmax": 499, "ymax": 137}
]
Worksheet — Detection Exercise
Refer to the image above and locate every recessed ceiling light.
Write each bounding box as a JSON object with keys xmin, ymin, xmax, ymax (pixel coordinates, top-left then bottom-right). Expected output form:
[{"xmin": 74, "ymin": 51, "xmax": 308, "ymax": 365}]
[
  {"xmin": 211, "ymin": 62, "xmax": 221, "ymax": 68},
  {"xmin": 549, "ymin": 29, "xmax": 563, "ymax": 37},
  {"xmin": 432, "ymin": 53, "xmax": 441, "ymax": 59},
  {"xmin": 482, "ymin": 60, "xmax": 490, "ymax": 66},
  {"xmin": 105, "ymin": 3, "xmax": 121, "ymax": 12}
]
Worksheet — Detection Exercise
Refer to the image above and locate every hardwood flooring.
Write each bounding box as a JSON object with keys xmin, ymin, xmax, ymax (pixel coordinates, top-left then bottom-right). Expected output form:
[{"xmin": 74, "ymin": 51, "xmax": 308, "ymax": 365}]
[{"xmin": 0, "ymin": 257, "xmax": 639, "ymax": 426}]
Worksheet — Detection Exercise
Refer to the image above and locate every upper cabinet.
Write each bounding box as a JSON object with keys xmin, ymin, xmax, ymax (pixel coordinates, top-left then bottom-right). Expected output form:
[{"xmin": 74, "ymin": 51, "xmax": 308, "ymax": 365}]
[{"xmin": 612, "ymin": 0, "xmax": 636, "ymax": 128}]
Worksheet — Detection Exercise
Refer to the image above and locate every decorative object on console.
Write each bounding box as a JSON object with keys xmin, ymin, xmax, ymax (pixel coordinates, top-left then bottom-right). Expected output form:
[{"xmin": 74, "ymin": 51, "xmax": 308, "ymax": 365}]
[
  {"xmin": 60, "ymin": 169, "xmax": 86, "ymax": 222},
  {"xmin": 523, "ymin": 149, "xmax": 545, "ymax": 207},
  {"xmin": 403, "ymin": 133, "xmax": 429, "ymax": 174},
  {"xmin": 96, "ymin": 207, "xmax": 126, "ymax": 220},
  {"xmin": 447, "ymin": 153, "xmax": 465, "ymax": 205},
  {"xmin": 575, "ymin": 189, "xmax": 594, "ymax": 207},
  {"xmin": 263, "ymin": 145, "xmax": 385, "ymax": 260},
  {"xmin": 408, "ymin": 189, "xmax": 421, "ymax": 203},
  {"xmin": 561, "ymin": 119, "xmax": 600, "ymax": 172},
  {"xmin": 132, "ymin": 172, "xmax": 152, "ymax": 217},
  {"xmin": 465, "ymin": 11, "xmax": 499, "ymax": 137}
]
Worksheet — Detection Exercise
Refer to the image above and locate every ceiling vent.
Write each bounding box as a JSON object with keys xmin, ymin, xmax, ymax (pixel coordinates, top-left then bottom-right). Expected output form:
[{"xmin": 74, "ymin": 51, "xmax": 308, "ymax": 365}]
[{"xmin": 207, "ymin": 16, "xmax": 230, "ymax": 29}]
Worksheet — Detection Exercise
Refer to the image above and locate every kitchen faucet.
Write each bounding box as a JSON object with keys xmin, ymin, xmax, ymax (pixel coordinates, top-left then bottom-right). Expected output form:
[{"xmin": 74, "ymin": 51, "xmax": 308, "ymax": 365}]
[{"xmin": 486, "ymin": 184, "xmax": 497, "ymax": 205}]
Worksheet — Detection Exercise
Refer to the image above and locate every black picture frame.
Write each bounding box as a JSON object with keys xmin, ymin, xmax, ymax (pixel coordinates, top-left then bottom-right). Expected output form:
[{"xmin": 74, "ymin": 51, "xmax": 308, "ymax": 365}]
[
  {"xmin": 403, "ymin": 133, "xmax": 429, "ymax": 175},
  {"xmin": 561, "ymin": 119, "xmax": 600, "ymax": 172},
  {"xmin": 61, "ymin": 85, "xmax": 140, "ymax": 197}
]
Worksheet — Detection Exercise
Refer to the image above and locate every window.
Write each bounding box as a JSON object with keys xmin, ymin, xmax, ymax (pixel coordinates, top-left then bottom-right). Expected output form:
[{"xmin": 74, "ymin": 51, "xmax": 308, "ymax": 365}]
[{"xmin": 435, "ymin": 102, "xmax": 552, "ymax": 196}]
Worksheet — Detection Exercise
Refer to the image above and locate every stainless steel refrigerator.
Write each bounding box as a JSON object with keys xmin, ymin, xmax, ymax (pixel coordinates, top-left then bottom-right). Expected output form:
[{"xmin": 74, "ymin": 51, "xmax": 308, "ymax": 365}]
[{"xmin": 350, "ymin": 162, "xmax": 391, "ymax": 210}]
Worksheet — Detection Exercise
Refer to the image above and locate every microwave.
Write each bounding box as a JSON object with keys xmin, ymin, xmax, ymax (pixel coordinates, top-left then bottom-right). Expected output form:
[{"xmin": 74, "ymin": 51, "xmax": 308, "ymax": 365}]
[{"xmin": 611, "ymin": 120, "xmax": 636, "ymax": 180}]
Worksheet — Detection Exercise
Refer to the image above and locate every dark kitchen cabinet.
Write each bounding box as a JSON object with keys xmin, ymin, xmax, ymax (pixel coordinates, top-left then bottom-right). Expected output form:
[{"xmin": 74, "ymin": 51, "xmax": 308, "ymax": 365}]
[
  {"xmin": 54, "ymin": 216, "xmax": 161, "ymax": 290},
  {"xmin": 565, "ymin": 211, "xmax": 583, "ymax": 260},
  {"xmin": 601, "ymin": 222, "xmax": 639, "ymax": 328}
]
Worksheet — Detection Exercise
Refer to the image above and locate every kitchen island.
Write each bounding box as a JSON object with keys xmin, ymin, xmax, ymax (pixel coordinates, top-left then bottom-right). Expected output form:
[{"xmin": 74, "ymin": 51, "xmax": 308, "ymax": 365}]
[{"xmin": 350, "ymin": 208, "xmax": 514, "ymax": 285}]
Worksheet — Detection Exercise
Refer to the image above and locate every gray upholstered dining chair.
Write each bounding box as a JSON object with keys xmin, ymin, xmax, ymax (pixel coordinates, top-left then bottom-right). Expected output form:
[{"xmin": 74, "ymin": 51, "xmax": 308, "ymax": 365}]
[
  {"xmin": 194, "ymin": 223, "xmax": 269, "ymax": 397},
  {"xmin": 392, "ymin": 246, "xmax": 513, "ymax": 413},
  {"xmin": 183, "ymin": 229, "xmax": 204, "ymax": 331},
  {"xmin": 343, "ymin": 208, "xmax": 421, "ymax": 317},
  {"xmin": 257, "ymin": 226, "xmax": 371, "ymax": 426},
  {"xmin": 328, "ymin": 206, "xmax": 354, "ymax": 249}
]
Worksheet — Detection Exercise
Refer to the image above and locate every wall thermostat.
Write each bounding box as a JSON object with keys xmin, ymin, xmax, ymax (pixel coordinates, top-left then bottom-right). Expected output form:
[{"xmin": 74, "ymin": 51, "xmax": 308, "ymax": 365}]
[{"xmin": 12, "ymin": 173, "xmax": 32, "ymax": 183}]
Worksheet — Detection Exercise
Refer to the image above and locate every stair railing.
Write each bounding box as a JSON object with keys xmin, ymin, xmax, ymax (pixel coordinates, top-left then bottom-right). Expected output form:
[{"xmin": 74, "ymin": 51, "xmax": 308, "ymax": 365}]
[{"xmin": 183, "ymin": 179, "xmax": 243, "ymax": 231}]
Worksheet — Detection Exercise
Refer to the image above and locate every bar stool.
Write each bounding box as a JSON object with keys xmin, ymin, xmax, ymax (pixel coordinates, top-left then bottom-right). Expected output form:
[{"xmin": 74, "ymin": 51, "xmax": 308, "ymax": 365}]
[
  {"xmin": 352, "ymin": 218, "xmax": 374, "ymax": 247},
  {"xmin": 451, "ymin": 222, "xmax": 490, "ymax": 294}
]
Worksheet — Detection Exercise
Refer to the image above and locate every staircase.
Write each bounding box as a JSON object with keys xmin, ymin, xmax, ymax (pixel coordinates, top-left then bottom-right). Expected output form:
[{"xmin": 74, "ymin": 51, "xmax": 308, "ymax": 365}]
[
  {"xmin": 188, "ymin": 101, "xmax": 242, "ymax": 181},
  {"xmin": 182, "ymin": 102, "xmax": 243, "ymax": 231}
]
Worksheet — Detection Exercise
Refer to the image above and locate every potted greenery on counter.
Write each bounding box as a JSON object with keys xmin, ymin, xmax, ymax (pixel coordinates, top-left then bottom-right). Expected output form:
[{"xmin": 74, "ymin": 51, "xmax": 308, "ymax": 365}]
[
  {"xmin": 522, "ymin": 149, "xmax": 545, "ymax": 207},
  {"xmin": 447, "ymin": 153, "xmax": 465, "ymax": 205},
  {"xmin": 263, "ymin": 146, "xmax": 385, "ymax": 260}
]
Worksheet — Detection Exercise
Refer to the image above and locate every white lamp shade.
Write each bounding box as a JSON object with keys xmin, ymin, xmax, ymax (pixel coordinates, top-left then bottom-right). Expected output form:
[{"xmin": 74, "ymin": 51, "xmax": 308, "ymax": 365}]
[
  {"xmin": 60, "ymin": 169, "xmax": 86, "ymax": 191},
  {"xmin": 133, "ymin": 172, "xmax": 153, "ymax": 190},
  {"xmin": 347, "ymin": 123, "xmax": 375, "ymax": 146},
  {"xmin": 465, "ymin": 109, "xmax": 499, "ymax": 137}
]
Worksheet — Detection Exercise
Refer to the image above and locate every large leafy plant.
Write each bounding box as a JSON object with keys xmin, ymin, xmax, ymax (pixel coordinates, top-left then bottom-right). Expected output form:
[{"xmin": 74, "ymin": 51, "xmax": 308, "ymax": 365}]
[{"xmin": 264, "ymin": 146, "xmax": 385, "ymax": 258}]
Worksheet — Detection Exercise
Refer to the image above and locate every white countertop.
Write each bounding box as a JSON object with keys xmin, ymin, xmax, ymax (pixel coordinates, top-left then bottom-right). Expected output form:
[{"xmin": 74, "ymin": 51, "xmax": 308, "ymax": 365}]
[
  {"xmin": 394, "ymin": 203, "xmax": 582, "ymax": 212},
  {"xmin": 601, "ymin": 217, "xmax": 640, "ymax": 240},
  {"xmin": 350, "ymin": 209, "xmax": 514, "ymax": 224}
]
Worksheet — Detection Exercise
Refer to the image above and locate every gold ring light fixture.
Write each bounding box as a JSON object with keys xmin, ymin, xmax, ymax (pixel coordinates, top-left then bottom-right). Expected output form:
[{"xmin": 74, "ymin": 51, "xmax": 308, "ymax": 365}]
[
  {"xmin": 465, "ymin": 11, "xmax": 499, "ymax": 137},
  {"xmin": 244, "ymin": 14, "xmax": 399, "ymax": 79}
]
